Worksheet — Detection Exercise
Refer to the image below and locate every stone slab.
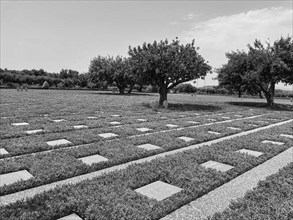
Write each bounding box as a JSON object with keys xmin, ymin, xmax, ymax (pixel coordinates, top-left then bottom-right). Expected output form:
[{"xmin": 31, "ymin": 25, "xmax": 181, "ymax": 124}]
[
  {"xmin": 136, "ymin": 144, "xmax": 162, "ymax": 150},
  {"xmin": 135, "ymin": 181, "xmax": 182, "ymax": 201},
  {"xmin": 280, "ymin": 134, "xmax": 293, "ymax": 139},
  {"xmin": 208, "ymin": 119, "xmax": 216, "ymax": 121},
  {"xmin": 57, "ymin": 213, "xmax": 83, "ymax": 220},
  {"xmin": 79, "ymin": 154, "xmax": 108, "ymax": 165},
  {"xmin": 160, "ymin": 117, "xmax": 167, "ymax": 119},
  {"xmin": 236, "ymin": 149, "xmax": 263, "ymax": 157},
  {"xmin": 187, "ymin": 121, "xmax": 199, "ymax": 124},
  {"xmin": 137, "ymin": 119, "xmax": 147, "ymax": 122},
  {"xmin": 87, "ymin": 116, "xmax": 98, "ymax": 119},
  {"xmin": 53, "ymin": 119, "xmax": 65, "ymax": 122},
  {"xmin": 98, "ymin": 133, "xmax": 118, "ymax": 138},
  {"xmin": 208, "ymin": 131, "xmax": 221, "ymax": 135},
  {"xmin": 46, "ymin": 139, "xmax": 72, "ymax": 147},
  {"xmin": 73, "ymin": 125, "xmax": 88, "ymax": 129},
  {"xmin": 222, "ymin": 117, "xmax": 230, "ymax": 119},
  {"xmin": 200, "ymin": 160, "xmax": 234, "ymax": 172},
  {"xmin": 178, "ymin": 136, "xmax": 194, "ymax": 142},
  {"xmin": 12, "ymin": 122, "xmax": 29, "ymax": 126},
  {"xmin": 262, "ymin": 140, "xmax": 284, "ymax": 145},
  {"xmin": 0, "ymin": 170, "xmax": 33, "ymax": 187},
  {"xmin": 234, "ymin": 115, "xmax": 243, "ymax": 117},
  {"xmin": 25, "ymin": 129, "xmax": 44, "ymax": 134},
  {"xmin": 166, "ymin": 124, "xmax": 179, "ymax": 128},
  {"xmin": 0, "ymin": 148, "xmax": 9, "ymax": 155},
  {"xmin": 109, "ymin": 121, "xmax": 121, "ymax": 125},
  {"xmin": 111, "ymin": 114, "xmax": 120, "ymax": 117},
  {"xmin": 227, "ymin": 127, "xmax": 242, "ymax": 131},
  {"xmin": 248, "ymin": 124, "xmax": 258, "ymax": 127},
  {"xmin": 136, "ymin": 128, "xmax": 152, "ymax": 132}
]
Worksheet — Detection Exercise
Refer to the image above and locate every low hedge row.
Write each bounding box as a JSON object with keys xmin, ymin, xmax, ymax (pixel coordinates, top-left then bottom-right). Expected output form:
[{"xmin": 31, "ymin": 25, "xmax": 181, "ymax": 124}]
[
  {"xmin": 0, "ymin": 121, "xmax": 291, "ymax": 198},
  {"xmin": 0, "ymin": 124, "xmax": 291, "ymax": 219},
  {"xmin": 211, "ymin": 162, "xmax": 293, "ymax": 219}
]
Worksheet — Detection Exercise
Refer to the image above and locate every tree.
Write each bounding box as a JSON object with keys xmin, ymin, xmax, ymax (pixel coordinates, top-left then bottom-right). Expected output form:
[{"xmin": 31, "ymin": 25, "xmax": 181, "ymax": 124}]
[
  {"xmin": 89, "ymin": 56, "xmax": 133, "ymax": 94},
  {"xmin": 247, "ymin": 36, "xmax": 293, "ymax": 106},
  {"xmin": 128, "ymin": 38, "xmax": 211, "ymax": 105},
  {"xmin": 216, "ymin": 51, "xmax": 248, "ymax": 98}
]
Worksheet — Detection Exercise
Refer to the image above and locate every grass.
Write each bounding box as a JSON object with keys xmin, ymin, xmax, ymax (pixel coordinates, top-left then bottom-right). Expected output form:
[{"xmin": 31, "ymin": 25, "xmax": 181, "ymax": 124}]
[{"xmin": 0, "ymin": 89, "xmax": 292, "ymax": 219}]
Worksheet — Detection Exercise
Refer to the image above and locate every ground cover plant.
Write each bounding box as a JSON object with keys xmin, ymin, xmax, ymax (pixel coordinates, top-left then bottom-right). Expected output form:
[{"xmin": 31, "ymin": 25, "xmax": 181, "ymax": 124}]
[
  {"xmin": 0, "ymin": 89, "xmax": 292, "ymax": 219},
  {"xmin": 0, "ymin": 120, "xmax": 292, "ymax": 219},
  {"xmin": 211, "ymin": 162, "xmax": 293, "ymax": 220}
]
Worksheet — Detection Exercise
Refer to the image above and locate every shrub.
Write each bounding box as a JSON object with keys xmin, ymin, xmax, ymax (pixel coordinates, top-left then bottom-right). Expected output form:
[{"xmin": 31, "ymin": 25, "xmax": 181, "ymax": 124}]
[
  {"xmin": 42, "ymin": 81, "xmax": 50, "ymax": 89},
  {"xmin": 174, "ymin": 83, "xmax": 197, "ymax": 93},
  {"xmin": 145, "ymin": 85, "xmax": 159, "ymax": 93}
]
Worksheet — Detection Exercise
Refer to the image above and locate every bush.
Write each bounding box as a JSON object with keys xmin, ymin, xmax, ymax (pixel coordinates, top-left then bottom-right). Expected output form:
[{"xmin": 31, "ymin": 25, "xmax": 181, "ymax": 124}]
[
  {"xmin": 174, "ymin": 83, "xmax": 197, "ymax": 93},
  {"xmin": 42, "ymin": 81, "xmax": 49, "ymax": 89},
  {"xmin": 145, "ymin": 85, "xmax": 159, "ymax": 93}
]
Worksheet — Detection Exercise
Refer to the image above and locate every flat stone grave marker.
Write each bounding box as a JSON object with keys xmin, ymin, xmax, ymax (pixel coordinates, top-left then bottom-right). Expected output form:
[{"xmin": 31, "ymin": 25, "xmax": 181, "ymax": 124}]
[
  {"xmin": 208, "ymin": 119, "xmax": 216, "ymax": 122},
  {"xmin": 111, "ymin": 114, "xmax": 120, "ymax": 117},
  {"xmin": 194, "ymin": 113, "xmax": 200, "ymax": 116},
  {"xmin": 0, "ymin": 170, "xmax": 33, "ymax": 187},
  {"xmin": 136, "ymin": 144, "xmax": 162, "ymax": 150},
  {"xmin": 87, "ymin": 116, "xmax": 98, "ymax": 119},
  {"xmin": 137, "ymin": 119, "xmax": 147, "ymax": 122},
  {"xmin": 0, "ymin": 148, "xmax": 9, "ymax": 155},
  {"xmin": 280, "ymin": 134, "xmax": 293, "ymax": 139},
  {"xmin": 57, "ymin": 213, "xmax": 83, "ymax": 220},
  {"xmin": 53, "ymin": 119, "xmax": 65, "ymax": 122},
  {"xmin": 179, "ymin": 115, "xmax": 185, "ymax": 117},
  {"xmin": 136, "ymin": 127, "xmax": 152, "ymax": 132},
  {"xmin": 227, "ymin": 127, "xmax": 242, "ymax": 131},
  {"xmin": 135, "ymin": 180, "xmax": 182, "ymax": 201},
  {"xmin": 12, "ymin": 122, "xmax": 29, "ymax": 126},
  {"xmin": 25, "ymin": 129, "xmax": 44, "ymax": 134},
  {"xmin": 236, "ymin": 149, "xmax": 263, "ymax": 157},
  {"xmin": 262, "ymin": 140, "xmax": 284, "ymax": 145},
  {"xmin": 73, "ymin": 125, "xmax": 88, "ymax": 129},
  {"xmin": 256, "ymin": 120, "xmax": 268, "ymax": 123},
  {"xmin": 109, "ymin": 121, "xmax": 121, "ymax": 125},
  {"xmin": 201, "ymin": 160, "xmax": 234, "ymax": 172},
  {"xmin": 79, "ymin": 154, "xmax": 108, "ymax": 165},
  {"xmin": 222, "ymin": 116, "xmax": 230, "ymax": 119},
  {"xmin": 248, "ymin": 124, "xmax": 258, "ymax": 127},
  {"xmin": 166, "ymin": 124, "xmax": 179, "ymax": 128},
  {"xmin": 178, "ymin": 136, "xmax": 194, "ymax": 142},
  {"xmin": 98, "ymin": 133, "xmax": 118, "ymax": 138},
  {"xmin": 234, "ymin": 115, "xmax": 243, "ymax": 117},
  {"xmin": 208, "ymin": 131, "xmax": 221, "ymax": 135},
  {"xmin": 160, "ymin": 116, "xmax": 167, "ymax": 119},
  {"xmin": 46, "ymin": 139, "xmax": 72, "ymax": 147},
  {"xmin": 187, "ymin": 121, "xmax": 199, "ymax": 124}
]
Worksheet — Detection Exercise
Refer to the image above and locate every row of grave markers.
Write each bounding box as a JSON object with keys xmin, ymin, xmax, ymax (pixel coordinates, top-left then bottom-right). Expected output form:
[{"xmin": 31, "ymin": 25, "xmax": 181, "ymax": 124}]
[
  {"xmin": 1, "ymin": 134, "xmax": 292, "ymax": 188},
  {"xmin": 58, "ymin": 133, "xmax": 291, "ymax": 220}
]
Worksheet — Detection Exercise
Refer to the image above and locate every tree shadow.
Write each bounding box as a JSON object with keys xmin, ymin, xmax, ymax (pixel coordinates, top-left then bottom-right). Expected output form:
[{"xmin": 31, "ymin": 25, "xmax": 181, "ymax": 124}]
[
  {"xmin": 89, "ymin": 92, "xmax": 157, "ymax": 96},
  {"xmin": 142, "ymin": 102, "xmax": 222, "ymax": 112},
  {"xmin": 228, "ymin": 101, "xmax": 293, "ymax": 111}
]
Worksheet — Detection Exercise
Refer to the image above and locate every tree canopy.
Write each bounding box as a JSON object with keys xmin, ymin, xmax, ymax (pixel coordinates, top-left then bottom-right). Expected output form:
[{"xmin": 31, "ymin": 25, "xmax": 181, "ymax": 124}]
[{"xmin": 128, "ymin": 38, "xmax": 211, "ymax": 104}]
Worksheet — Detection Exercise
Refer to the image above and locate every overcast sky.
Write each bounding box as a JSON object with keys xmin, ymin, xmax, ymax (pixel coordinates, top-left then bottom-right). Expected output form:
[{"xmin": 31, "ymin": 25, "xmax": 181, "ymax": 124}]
[{"xmin": 1, "ymin": 1, "xmax": 292, "ymax": 89}]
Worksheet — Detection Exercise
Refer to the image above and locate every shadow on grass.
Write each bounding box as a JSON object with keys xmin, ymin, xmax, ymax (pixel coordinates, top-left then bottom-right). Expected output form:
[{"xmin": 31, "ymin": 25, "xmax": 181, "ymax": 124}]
[
  {"xmin": 142, "ymin": 102, "xmax": 222, "ymax": 112},
  {"xmin": 228, "ymin": 101, "xmax": 293, "ymax": 111},
  {"xmin": 89, "ymin": 92, "xmax": 157, "ymax": 96}
]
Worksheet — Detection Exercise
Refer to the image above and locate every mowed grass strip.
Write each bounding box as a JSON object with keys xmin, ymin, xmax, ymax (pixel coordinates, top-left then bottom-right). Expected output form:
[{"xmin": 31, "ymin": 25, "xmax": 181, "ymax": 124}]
[
  {"xmin": 0, "ymin": 122, "xmax": 292, "ymax": 219},
  {"xmin": 211, "ymin": 162, "xmax": 293, "ymax": 219},
  {"xmin": 0, "ymin": 120, "xmax": 292, "ymax": 197}
]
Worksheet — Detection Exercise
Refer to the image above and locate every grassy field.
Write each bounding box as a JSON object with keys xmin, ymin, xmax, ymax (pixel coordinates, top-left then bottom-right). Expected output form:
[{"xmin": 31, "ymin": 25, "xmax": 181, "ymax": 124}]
[{"xmin": 0, "ymin": 89, "xmax": 292, "ymax": 219}]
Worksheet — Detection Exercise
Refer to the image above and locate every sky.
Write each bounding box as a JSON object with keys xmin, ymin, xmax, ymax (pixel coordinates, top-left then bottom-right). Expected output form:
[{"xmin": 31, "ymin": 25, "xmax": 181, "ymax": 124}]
[{"xmin": 1, "ymin": 0, "xmax": 292, "ymax": 90}]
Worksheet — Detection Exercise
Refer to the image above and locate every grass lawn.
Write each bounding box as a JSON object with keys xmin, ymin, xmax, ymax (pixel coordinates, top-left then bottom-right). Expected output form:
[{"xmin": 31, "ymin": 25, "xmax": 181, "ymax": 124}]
[{"xmin": 0, "ymin": 89, "xmax": 292, "ymax": 219}]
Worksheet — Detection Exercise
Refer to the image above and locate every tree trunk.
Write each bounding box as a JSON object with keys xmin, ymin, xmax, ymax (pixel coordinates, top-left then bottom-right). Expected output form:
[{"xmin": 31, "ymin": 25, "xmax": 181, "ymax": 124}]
[
  {"xmin": 117, "ymin": 86, "xmax": 124, "ymax": 94},
  {"xmin": 263, "ymin": 82, "xmax": 275, "ymax": 106},
  {"xmin": 259, "ymin": 91, "xmax": 263, "ymax": 99},
  {"xmin": 159, "ymin": 85, "xmax": 168, "ymax": 105},
  {"xmin": 138, "ymin": 84, "xmax": 143, "ymax": 92},
  {"xmin": 127, "ymin": 83, "xmax": 134, "ymax": 94},
  {"xmin": 238, "ymin": 90, "xmax": 242, "ymax": 98}
]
